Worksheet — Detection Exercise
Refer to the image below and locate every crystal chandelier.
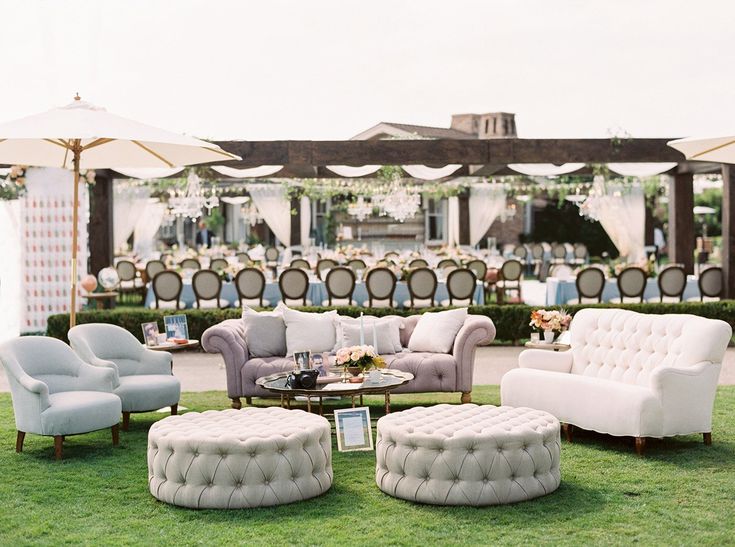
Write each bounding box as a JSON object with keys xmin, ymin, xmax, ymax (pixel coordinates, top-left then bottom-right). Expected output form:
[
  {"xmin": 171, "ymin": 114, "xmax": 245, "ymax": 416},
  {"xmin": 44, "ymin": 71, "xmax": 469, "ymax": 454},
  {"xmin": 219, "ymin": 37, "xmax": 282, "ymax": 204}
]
[
  {"xmin": 168, "ymin": 172, "xmax": 219, "ymax": 219},
  {"xmin": 241, "ymin": 202, "xmax": 263, "ymax": 226},
  {"xmin": 347, "ymin": 196, "xmax": 373, "ymax": 221},
  {"xmin": 374, "ymin": 181, "xmax": 421, "ymax": 223}
]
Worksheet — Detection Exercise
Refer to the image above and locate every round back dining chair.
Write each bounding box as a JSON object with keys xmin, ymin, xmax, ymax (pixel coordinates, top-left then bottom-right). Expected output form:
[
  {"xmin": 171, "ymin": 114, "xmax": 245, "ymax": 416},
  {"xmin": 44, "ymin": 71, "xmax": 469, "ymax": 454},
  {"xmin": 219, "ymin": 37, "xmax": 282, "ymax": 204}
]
[
  {"xmin": 324, "ymin": 267, "xmax": 356, "ymax": 306},
  {"xmin": 180, "ymin": 258, "xmax": 201, "ymax": 271},
  {"xmin": 406, "ymin": 267, "xmax": 438, "ymax": 308},
  {"xmin": 573, "ymin": 243, "xmax": 589, "ymax": 262},
  {"xmin": 698, "ymin": 266, "xmax": 723, "ymax": 300},
  {"xmin": 365, "ymin": 267, "xmax": 397, "ymax": 308},
  {"xmin": 290, "ymin": 258, "xmax": 311, "ymax": 271},
  {"xmin": 235, "ymin": 267, "xmax": 266, "ymax": 307},
  {"xmin": 235, "ymin": 251, "xmax": 250, "ymax": 264},
  {"xmin": 264, "ymin": 247, "xmax": 279, "ymax": 263},
  {"xmin": 316, "ymin": 258, "xmax": 338, "ymax": 280},
  {"xmin": 145, "ymin": 259, "xmax": 166, "ymax": 282},
  {"xmin": 657, "ymin": 265, "xmax": 686, "ymax": 301},
  {"xmin": 575, "ymin": 267, "xmax": 605, "ymax": 303},
  {"xmin": 497, "ymin": 259, "xmax": 523, "ymax": 304},
  {"xmin": 192, "ymin": 269, "xmax": 224, "ymax": 309},
  {"xmin": 551, "ymin": 243, "xmax": 567, "ymax": 263},
  {"xmin": 116, "ymin": 259, "xmax": 137, "ymax": 284},
  {"xmin": 531, "ymin": 243, "xmax": 545, "ymax": 262},
  {"xmin": 445, "ymin": 268, "xmax": 477, "ymax": 306},
  {"xmin": 512, "ymin": 245, "xmax": 528, "ymax": 263},
  {"xmin": 437, "ymin": 258, "xmax": 458, "ymax": 270},
  {"xmin": 616, "ymin": 267, "xmax": 647, "ymax": 302},
  {"xmin": 408, "ymin": 258, "xmax": 429, "ymax": 268},
  {"xmin": 384, "ymin": 251, "xmax": 400, "ymax": 259},
  {"xmin": 278, "ymin": 268, "xmax": 310, "ymax": 306},
  {"xmin": 151, "ymin": 271, "xmax": 183, "ymax": 309},
  {"xmin": 209, "ymin": 258, "xmax": 229, "ymax": 273},
  {"xmin": 465, "ymin": 259, "xmax": 487, "ymax": 282},
  {"xmin": 346, "ymin": 258, "xmax": 367, "ymax": 273}
]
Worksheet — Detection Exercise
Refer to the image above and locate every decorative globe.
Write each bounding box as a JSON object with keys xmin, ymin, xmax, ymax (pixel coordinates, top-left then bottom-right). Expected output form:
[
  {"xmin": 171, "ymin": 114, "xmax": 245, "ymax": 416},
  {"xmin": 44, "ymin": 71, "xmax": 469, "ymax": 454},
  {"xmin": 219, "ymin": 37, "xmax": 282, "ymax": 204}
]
[
  {"xmin": 98, "ymin": 267, "xmax": 120, "ymax": 290},
  {"xmin": 80, "ymin": 274, "xmax": 98, "ymax": 293}
]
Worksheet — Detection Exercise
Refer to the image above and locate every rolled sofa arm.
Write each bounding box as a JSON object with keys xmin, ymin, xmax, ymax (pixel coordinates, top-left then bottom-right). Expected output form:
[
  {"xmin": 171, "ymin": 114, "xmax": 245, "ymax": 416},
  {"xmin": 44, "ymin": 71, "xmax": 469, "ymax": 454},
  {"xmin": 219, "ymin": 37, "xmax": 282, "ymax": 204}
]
[
  {"xmin": 202, "ymin": 319, "xmax": 249, "ymax": 399},
  {"xmin": 453, "ymin": 315, "xmax": 496, "ymax": 393},
  {"xmin": 518, "ymin": 349, "xmax": 573, "ymax": 373}
]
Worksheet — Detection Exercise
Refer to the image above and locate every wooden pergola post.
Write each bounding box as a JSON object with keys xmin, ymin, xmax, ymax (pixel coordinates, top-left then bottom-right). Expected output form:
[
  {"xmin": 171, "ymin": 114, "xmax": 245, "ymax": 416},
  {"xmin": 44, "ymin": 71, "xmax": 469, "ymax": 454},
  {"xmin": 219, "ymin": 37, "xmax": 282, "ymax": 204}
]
[
  {"xmin": 668, "ymin": 170, "xmax": 694, "ymax": 274},
  {"xmin": 722, "ymin": 164, "xmax": 735, "ymax": 298},
  {"xmin": 88, "ymin": 169, "xmax": 114, "ymax": 276},
  {"xmin": 290, "ymin": 197, "xmax": 301, "ymax": 246}
]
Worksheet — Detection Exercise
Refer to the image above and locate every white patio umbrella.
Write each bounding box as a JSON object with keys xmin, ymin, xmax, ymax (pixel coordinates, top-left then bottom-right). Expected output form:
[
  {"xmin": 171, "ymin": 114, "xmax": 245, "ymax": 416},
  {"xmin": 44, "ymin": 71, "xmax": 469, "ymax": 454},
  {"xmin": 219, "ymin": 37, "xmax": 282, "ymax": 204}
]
[
  {"xmin": 0, "ymin": 95, "xmax": 241, "ymax": 327},
  {"xmin": 668, "ymin": 136, "xmax": 735, "ymax": 164}
]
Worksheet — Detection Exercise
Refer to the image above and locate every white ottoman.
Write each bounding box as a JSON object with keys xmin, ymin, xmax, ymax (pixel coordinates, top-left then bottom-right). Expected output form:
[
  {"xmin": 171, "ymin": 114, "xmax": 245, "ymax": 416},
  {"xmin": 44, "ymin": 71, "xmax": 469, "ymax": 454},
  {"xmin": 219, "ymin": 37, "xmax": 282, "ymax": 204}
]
[
  {"xmin": 148, "ymin": 407, "xmax": 332, "ymax": 509},
  {"xmin": 376, "ymin": 404, "xmax": 560, "ymax": 506}
]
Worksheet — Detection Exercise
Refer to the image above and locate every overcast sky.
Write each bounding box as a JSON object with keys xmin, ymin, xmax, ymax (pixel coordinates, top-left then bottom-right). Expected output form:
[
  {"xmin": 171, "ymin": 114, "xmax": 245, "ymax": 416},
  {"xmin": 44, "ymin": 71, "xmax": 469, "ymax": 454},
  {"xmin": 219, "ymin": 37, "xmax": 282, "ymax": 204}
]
[{"xmin": 0, "ymin": 0, "xmax": 733, "ymax": 141}]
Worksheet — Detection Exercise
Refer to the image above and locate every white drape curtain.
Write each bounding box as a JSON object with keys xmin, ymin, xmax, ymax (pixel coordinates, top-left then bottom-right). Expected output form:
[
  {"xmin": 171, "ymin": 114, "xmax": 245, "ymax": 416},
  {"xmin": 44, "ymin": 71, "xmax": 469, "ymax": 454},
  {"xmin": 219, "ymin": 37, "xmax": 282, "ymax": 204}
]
[
  {"xmin": 446, "ymin": 196, "xmax": 461, "ymax": 247},
  {"xmin": 212, "ymin": 165, "xmax": 283, "ymax": 178},
  {"xmin": 326, "ymin": 165, "xmax": 381, "ymax": 177},
  {"xmin": 583, "ymin": 177, "xmax": 645, "ymax": 261},
  {"xmin": 248, "ymin": 184, "xmax": 291, "ymax": 245},
  {"xmin": 300, "ymin": 196, "xmax": 311, "ymax": 246},
  {"xmin": 469, "ymin": 183, "xmax": 507, "ymax": 246},
  {"xmin": 507, "ymin": 163, "xmax": 585, "ymax": 176},
  {"xmin": 607, "ymin": 163, "xmax": 677, "ymax": 177},
  {"xmin": 113, "ymin": 182, "xmax": 150, "ymax": 251},
  {"xmin": 112, "ymin": 167, "xmax": 184, "ymax": 179},
  {"xmin": 133, "ymin": 201, "xmax": 166, "ymax": 258},
  {"xmin": 403, "ymin": 164, "xmax": 461, "ymax": 180}
]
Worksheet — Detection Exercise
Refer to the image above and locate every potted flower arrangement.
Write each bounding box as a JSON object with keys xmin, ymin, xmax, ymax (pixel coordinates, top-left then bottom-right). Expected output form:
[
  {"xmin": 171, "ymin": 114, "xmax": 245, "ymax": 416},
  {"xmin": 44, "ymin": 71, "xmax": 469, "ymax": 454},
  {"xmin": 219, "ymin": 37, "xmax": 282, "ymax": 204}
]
[
  {"xmin": 335, "ymin": 345, "xmax": 385, "ymax": 383},
  {"xmin": 529, "ymin": 309, "xmax": 572, "ymax": 343}
]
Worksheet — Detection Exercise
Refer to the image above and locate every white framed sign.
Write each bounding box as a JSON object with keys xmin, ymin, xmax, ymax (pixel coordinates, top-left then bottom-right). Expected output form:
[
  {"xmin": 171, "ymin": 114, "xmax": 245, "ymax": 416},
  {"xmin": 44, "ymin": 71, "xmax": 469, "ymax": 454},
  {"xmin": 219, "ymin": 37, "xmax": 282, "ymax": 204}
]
[{"xmin": 334, "ymin": 407, "xmax": 373, "ymax": 452}]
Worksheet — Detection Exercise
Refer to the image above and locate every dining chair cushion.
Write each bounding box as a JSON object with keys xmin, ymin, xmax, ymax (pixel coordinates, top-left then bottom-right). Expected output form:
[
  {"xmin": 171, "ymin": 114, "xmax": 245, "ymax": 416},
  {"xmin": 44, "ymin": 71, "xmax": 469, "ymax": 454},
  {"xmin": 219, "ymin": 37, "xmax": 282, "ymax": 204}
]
[
  {"xmin": 403, "ymin": 298, "xmax": 434, "ymax": 308},
  {"xmin": 43, "ymin": 391, "xmax": 122, "ymax": 436},
  {"xmin": 276, "ymin": 303, "xmax": 338, "ymax": 356},
  {"xmin": 241, "ymin": 306, "xmax": 287, "ymax": 358},
  {"xmin": 239, "ymin": 297, "xmax": 269, "ymax": 307},
  {"xmin": 194, "ymin": 298, "xmax": 230, "ymax": 309},
  {"xmin": 408, "ymin": 308, "xmax": 468, "ymax": 354},
  {"xmin": 115, "ymin": 375, "xmax": 181, "ymax": 413},
  {"xmin": 149, "ymin": 301, "xmax": 184, "ymax": 310},
  {"xmin": 321, "ymin": 298, "xmax": 354, "ymax": 306},
  {"xmin": 440, "ymin": 298, "xmax": 472, "ymax": 307}
]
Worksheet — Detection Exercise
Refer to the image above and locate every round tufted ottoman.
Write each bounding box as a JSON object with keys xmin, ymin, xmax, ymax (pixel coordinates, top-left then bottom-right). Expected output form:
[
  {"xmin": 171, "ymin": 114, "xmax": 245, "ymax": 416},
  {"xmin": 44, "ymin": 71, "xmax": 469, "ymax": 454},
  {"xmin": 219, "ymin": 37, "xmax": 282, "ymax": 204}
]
[
  {"xmin": 147, "ymin": 407, "xmax": 332, "ymax": 509},
  {"xmin": 375, "ymin": 404, "xmax": 560, "ymax": 506}
]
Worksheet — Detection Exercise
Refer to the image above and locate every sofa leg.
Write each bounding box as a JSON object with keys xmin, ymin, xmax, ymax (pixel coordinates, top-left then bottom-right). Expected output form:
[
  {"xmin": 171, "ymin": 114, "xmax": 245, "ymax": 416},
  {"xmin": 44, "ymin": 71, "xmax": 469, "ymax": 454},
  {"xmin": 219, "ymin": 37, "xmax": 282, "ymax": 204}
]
[
  {"xmin": 231, "ymin": 398, "xmax": 242, "ymax": 410},
  {"xmin": 635, "ymin": 437, "xmax": 646, "ymax": 456},
  {"xmin": 703, "ymin": 432, "xmax": 712, "ymax": 445},
  {"xmin": 245, "ymin": 397, "xmax": 252, "ymax": 405},
  {"xmin": 170, "ymin": 404, "xmax": 178, "ymax": 416},
  {"xmin": 111, "ymin": 425, "xmax": 119, "ymax": 446},
  {"xmin": 562, "ymin": 424, "xmax": 573, "ymax": 443},
  {"xmin": 122, "ymin": 412, "xmax": 131, "ymax": 431},
  {"xmin": 15, "ymin": 431, "xmax": 25, "ymax": 453},
  {"xmin": 461, "ymin": 392, "xmax": 471, "ymax": 404},
  {"xmin": 54, "ymin": 435, "xmax": 63, "ymax": 460}
]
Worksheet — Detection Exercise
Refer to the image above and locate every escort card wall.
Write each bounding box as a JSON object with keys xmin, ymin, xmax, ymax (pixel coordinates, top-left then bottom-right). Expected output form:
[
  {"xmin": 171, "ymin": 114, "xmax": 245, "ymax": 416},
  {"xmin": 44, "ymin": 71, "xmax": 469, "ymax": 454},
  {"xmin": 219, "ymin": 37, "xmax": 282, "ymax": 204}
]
[{"xmin": 21, "ymin": 168, "xmax": 89, "ymax": 332}]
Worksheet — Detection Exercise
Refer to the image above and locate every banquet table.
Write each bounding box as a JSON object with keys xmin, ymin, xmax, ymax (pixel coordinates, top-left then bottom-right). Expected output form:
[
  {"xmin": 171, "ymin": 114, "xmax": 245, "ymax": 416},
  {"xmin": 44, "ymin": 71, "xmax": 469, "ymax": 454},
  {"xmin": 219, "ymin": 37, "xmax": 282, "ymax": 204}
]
[
  {"xmin": 144, "ymin": 279, "xmax": 484, "ymax": 309},
  {"xmin": 545, "ymin": 276, "xmax": 701, "ymax": 306}
]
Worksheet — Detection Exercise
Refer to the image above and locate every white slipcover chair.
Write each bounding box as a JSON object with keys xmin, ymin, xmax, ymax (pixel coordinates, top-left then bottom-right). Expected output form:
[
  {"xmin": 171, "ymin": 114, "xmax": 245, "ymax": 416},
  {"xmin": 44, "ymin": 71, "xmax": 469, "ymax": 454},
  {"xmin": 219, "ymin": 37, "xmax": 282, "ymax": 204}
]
[
  {"xmin": 501, "ymin": 308, "xmax": 732, "ymax": 454},
  {"xmin": 69, "ymin": 324, "xmax": 181, "ymax": 431},
  {"xmin": 0, "ymin": 337, "xmax": 122, "ymax": 459}
]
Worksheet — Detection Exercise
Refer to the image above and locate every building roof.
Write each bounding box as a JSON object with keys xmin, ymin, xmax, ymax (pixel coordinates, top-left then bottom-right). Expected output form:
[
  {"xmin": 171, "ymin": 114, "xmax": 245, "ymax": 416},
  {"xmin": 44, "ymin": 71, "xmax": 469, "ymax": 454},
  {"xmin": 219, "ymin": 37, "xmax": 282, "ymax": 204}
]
[{"xmin": 352, "ymin": 122, "xmax": 475, "ymax": 141}]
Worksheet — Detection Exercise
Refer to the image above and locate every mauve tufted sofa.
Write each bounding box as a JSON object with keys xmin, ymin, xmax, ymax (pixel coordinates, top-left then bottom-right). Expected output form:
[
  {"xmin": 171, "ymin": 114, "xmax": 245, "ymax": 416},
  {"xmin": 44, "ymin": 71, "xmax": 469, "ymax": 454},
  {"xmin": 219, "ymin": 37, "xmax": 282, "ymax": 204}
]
[
  {"xmin": 202, "ymin": 314, "xmax": 495, "ymax": 409},
  {"xmin": 501, "ymin": 308, "xmax": 732, "ymax": 454}
]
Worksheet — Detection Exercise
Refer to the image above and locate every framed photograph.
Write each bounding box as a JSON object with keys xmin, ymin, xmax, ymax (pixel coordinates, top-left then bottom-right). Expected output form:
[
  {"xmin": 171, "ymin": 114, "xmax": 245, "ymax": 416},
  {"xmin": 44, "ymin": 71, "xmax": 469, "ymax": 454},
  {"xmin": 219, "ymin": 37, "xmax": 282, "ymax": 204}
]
[
  {"xmin": 164, "ymin": 314, "xmax": 189, "ymax": 340},
  {"xmin": 293, "ymin": 350, "xmax": 311, "ymax": 370},
  {"xmin": 312, "ymin": 353, "xmax": 328, "ymax": 376},
  {"xmin": 141, "ymin": 322, "xmax": 160, "ymax": 346},
  {"xmin": 334, "ymin": 407, "xmax": 373, "ymax": 452}
]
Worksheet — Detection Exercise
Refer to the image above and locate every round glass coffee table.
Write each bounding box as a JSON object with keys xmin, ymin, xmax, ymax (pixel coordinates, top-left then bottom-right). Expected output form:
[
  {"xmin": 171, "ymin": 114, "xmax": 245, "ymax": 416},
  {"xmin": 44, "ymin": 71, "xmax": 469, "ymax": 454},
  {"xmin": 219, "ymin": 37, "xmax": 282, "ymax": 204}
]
[{"xmin": 256, "ymin": 369, "xmax": 413, "ymax": 415}]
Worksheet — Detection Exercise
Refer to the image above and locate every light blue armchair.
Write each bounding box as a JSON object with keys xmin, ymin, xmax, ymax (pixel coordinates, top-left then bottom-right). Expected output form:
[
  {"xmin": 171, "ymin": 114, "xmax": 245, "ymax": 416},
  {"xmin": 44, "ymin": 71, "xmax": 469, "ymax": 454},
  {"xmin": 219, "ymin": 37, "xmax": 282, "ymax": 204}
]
[
  {"xmin": 69, "ymin": 324, "xmax": 181, "ymax": 430},
  {"xmin": 0, "ymin": 337, "xmax": 122, "ymax": 459}
]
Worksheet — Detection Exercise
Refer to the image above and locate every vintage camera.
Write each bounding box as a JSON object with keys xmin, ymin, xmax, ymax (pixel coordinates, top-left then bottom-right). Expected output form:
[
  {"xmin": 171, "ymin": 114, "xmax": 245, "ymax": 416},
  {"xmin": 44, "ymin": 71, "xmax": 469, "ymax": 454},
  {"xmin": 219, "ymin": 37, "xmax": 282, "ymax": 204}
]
[{"xmin": 285, "ymin": 369, "xmax": 319, "ymax": 389}]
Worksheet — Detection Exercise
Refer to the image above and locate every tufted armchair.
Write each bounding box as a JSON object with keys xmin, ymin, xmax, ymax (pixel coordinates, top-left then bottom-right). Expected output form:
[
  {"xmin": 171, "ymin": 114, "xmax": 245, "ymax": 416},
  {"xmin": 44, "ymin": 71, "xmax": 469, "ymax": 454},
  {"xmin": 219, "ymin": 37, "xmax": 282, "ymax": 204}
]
[
  {"xmin": 501, "ymin": 308, "xmax": 732, "ymax": 454},
  {"xmin": 0, "ymin": 336, "xmax": 122, "ymax": 459},
  {"xmin": 69, "ymin": 323, "xmax": 181, "ymax": 430},
  {"xmin": 202, "ymin": 314, "xmax": 495, "ymax": 409}
]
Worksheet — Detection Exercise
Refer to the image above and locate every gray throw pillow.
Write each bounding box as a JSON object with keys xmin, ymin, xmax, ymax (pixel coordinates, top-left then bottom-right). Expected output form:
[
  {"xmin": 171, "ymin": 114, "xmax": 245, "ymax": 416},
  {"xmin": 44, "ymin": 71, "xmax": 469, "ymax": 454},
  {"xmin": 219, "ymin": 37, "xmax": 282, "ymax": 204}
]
[{"xmin": 243, "ymin": 315, "xmax": 287, "ymax": 357}]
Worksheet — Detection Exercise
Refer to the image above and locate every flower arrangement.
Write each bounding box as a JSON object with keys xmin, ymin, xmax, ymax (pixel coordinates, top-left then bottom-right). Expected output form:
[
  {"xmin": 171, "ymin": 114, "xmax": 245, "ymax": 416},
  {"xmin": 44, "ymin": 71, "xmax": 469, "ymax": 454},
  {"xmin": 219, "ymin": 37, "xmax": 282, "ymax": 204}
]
[
  {"xmin": 611, "ymin": 255, "xmax": 657, "ymax": 278},
  {"xmin": 0, "ymin": 165, "xmax": 28, "ymax": 200},
  {"xmin": 529, "ymin": 309, "xmax": 572, "ymax": 333},
  {"xmin": 335, "ymin": 345, "xmax": 385, "ymax": 373}
]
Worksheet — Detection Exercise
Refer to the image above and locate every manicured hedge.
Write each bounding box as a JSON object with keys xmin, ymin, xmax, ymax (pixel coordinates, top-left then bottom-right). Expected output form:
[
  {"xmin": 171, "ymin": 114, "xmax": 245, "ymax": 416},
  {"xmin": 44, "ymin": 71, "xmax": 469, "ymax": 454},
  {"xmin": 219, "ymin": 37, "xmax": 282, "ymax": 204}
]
[{"xmin": 46, "ymin": 301, "xmax": 735, "ymax": 345}]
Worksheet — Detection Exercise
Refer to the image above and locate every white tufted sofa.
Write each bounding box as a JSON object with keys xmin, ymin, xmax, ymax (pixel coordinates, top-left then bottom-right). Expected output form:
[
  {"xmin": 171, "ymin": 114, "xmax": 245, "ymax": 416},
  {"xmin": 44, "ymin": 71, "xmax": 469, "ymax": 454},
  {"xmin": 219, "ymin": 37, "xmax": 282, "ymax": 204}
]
[
  {"xmin": 501, "ymin": 308, "xmax": 732, "ymax": 453},
  {"xmin": 375, "ymin": 404, "xmax": 561, "ymax": 506},
  {"xmin": 147, "ymin": 407, "xmax": 332, "ymax": 509}
]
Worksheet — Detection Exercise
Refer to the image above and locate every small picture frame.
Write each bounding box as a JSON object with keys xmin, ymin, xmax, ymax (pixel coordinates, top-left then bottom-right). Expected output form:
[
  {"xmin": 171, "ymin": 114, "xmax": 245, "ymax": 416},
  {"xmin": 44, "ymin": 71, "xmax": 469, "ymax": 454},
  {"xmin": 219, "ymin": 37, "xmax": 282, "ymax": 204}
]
[
  {"xmin": 141, "ymin": 322, "xmax": 160, "ymax": 346},
  {"xmin": 334, "ymin": 407, "xmax": 373, "ymax": 452},
  {"xmin": 164, "ymin": 314, "xmax": 189, "ymax": 340},
  {"xmin": 312, "ymin": 353, "xmax": 328, "ymax": 376},
  {"xmin": 293, "ymin": 350, "xmax": 311, "ymax": 370},
  {"xmin": 530, "ymin": 332, "xmax": 540, "ymax": 343}
]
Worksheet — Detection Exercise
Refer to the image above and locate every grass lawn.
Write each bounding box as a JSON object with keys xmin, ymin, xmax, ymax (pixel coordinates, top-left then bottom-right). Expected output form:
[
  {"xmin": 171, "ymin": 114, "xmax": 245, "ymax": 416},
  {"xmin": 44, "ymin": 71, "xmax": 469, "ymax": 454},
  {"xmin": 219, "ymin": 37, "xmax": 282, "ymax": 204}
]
[{"xmin": 0, "ymin": 387, "xmax": 733, "ymax": 546}]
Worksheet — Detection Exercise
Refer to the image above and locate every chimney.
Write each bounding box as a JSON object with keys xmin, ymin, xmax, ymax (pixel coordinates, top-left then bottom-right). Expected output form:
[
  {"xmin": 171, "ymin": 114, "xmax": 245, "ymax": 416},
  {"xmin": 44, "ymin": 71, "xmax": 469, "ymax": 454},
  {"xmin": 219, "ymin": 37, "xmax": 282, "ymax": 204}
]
[
  {"xmin": 478, "ymin": 113, "xmax": 517, "ymax": 139},
  {"xmin": 450, "ymin": 114, "xmax": 480, "ymax": 135}
]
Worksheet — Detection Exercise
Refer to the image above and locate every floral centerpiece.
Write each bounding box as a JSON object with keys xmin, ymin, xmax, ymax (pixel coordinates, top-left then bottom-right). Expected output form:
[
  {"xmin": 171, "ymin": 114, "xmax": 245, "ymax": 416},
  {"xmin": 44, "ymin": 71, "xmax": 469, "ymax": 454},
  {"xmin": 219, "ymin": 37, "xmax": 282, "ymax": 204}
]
[
  {"xmin": 529, "ymin": 309, "xmax": 572, "ymax": 343},
  {"xmin": 611, "ymin": 255, "xmax": 657, "ymax": 278},
  {"xmin": 335, "ymin": 345, "xmax": 385, "ymax": 382}
]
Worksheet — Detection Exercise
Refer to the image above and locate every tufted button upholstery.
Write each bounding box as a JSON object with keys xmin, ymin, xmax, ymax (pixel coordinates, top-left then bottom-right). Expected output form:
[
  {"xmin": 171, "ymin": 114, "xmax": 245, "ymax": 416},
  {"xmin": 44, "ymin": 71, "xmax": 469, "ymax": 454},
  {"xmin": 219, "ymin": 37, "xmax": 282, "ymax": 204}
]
[
  {"xmin": 375, "ymin": 404, "xmax": 561, "ymax": 506},
  {"xmin": 147, "ymin": 407, "xmax": 332, "ymax": 509}
]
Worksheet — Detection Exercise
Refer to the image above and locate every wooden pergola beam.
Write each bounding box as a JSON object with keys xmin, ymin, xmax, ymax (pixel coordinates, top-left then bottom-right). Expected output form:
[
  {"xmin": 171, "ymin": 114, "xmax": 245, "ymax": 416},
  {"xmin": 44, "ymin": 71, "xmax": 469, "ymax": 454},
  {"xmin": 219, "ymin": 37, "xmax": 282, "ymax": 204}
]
[{"xmin": 212, "ymin": 138, "xmax": 685, "ymax": 168}]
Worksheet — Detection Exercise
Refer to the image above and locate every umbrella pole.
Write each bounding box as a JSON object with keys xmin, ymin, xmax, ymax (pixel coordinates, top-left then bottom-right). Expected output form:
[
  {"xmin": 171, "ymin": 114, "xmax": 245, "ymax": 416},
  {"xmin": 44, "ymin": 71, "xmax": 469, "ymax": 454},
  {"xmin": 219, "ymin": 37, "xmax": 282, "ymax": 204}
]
[{"xmin": 70, "ymin": 147, "xmax": 81, "ymax": 329}]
